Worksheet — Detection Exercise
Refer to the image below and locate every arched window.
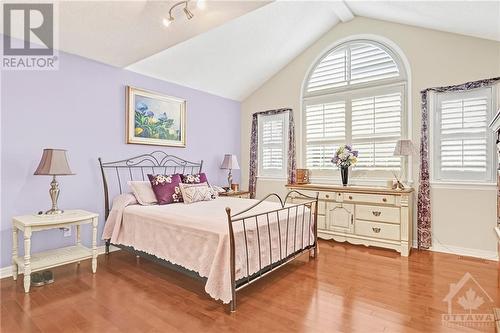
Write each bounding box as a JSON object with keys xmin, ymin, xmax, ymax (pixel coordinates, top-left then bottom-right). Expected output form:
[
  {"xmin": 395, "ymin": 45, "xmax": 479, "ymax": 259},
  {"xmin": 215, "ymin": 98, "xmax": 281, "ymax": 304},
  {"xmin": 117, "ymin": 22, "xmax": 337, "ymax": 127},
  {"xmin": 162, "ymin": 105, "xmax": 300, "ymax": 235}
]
[{"xmin": 303, "ymin": 39, "xmax": 408, "ymax": 180}]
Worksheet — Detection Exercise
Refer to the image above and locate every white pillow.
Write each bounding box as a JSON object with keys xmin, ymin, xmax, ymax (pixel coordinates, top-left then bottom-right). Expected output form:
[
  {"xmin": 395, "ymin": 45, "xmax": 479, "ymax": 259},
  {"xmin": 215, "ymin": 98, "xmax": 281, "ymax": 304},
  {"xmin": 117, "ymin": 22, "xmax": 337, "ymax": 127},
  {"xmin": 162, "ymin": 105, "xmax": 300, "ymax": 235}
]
[
  {"xmin": 179, "ymin": 182, "xmax": 213, "ymax": 204},
  {"xmin": 128, "ymin": 181, "xmax": 157, "ymax": 205}
]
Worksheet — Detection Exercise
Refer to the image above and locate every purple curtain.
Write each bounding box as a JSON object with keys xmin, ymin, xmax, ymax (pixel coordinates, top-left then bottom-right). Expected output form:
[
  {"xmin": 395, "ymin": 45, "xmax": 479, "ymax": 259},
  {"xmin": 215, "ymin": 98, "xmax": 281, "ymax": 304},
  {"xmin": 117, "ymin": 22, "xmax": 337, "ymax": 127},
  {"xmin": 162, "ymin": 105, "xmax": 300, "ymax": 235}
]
[
  {"xmin": 418, "ymin": 77, "xmax": 500, "ymax": 249},
  {"xmin": 249, "ymin": 108, "xmax": 296, "ymax": 199}
]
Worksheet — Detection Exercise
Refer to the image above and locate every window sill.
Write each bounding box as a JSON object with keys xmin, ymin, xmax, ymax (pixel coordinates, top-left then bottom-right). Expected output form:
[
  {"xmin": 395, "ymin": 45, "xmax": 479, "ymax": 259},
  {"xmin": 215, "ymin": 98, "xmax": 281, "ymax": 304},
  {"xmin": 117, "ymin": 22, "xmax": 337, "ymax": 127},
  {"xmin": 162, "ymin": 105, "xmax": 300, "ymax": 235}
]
[
  {"xmin": 430, "ymin": 181, "xmax": 497, "ymax": 190},
  {"xmin": 256, "ymin": 176, "xmax": 287, "ymax": 181}
]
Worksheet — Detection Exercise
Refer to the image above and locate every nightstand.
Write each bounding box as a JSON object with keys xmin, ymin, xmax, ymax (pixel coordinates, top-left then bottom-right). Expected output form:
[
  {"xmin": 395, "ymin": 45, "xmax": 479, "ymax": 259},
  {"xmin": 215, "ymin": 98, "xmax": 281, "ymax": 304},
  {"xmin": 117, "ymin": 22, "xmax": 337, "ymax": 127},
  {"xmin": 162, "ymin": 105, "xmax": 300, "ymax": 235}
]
[
  {"xmin": 12, "ymin": 210, "xmax": 99, "ymax": 293},
  {"xmin": 219, "ymin": 190, "xmax": 251, "ymax": 198}
]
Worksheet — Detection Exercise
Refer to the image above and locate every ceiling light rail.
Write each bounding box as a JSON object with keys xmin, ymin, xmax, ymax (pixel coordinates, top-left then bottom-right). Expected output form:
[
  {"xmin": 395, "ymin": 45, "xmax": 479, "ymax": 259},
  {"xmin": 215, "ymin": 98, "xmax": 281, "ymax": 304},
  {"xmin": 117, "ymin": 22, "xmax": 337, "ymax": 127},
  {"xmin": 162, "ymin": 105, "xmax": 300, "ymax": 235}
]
[{"xmin": 163, "ymin": 0, "xmax": 205, "ymax": 27}]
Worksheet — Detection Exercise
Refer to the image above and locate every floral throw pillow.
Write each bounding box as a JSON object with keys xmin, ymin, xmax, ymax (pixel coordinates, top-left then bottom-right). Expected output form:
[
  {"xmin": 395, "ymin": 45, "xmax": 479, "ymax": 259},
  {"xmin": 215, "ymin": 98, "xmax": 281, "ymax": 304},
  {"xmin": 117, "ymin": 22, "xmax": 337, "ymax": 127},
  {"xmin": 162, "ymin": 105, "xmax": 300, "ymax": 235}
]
[
  {"xmin": 181, "ymin": 173, "xmax": 208, "ymax": 184},
  {"xmin": 179, "ymin": 182, "xmax": 213, "ymax": 204},
  {"xmin": 147, "ymin": 174, "xmax": 182, "ymax": 205}
]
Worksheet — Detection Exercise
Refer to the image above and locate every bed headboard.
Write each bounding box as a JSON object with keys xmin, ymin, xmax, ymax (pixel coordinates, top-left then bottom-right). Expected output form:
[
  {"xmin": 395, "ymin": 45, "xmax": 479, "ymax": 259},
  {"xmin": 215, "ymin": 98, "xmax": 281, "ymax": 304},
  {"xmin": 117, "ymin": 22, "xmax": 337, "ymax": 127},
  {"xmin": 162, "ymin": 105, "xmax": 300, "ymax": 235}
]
[{"xmin": 98, "ymin": 151, "xmax": 203, "ymax": 219}]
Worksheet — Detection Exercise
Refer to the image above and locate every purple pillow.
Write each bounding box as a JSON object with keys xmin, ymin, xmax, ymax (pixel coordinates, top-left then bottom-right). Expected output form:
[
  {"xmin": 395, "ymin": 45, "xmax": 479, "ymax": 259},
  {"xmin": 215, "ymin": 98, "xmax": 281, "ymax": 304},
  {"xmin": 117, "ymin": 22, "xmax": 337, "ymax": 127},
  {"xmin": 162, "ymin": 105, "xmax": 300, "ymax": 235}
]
[
  {"xmin": 147, "ymin": 174, "xmax": 182, "ymax": 205},
  {"xmin": 181, "ymin": 173, "xmax": 208, "ymax": 184}
]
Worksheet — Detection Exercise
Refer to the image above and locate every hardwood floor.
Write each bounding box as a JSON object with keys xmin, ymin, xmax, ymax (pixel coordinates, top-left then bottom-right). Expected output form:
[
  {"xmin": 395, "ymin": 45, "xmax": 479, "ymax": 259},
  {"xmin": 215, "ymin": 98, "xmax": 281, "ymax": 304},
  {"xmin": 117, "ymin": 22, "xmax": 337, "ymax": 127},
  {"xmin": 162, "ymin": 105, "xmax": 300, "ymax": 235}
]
[{"xmin": 1, "ymin": 240, "xmax": 499, "ymax": 332}]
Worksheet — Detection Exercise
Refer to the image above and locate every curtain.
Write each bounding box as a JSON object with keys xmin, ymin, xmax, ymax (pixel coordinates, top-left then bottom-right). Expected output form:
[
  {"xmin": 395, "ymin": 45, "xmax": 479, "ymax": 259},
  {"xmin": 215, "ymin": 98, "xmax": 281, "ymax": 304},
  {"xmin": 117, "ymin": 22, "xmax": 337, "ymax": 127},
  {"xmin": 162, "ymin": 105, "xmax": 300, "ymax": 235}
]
[
  {"xmin": 418, "ymin": 77, "xmax": 500, "ymax": 249},
  {"xmin": 249, "ymin": 108, "xmax": 296, "ymax": 199}
]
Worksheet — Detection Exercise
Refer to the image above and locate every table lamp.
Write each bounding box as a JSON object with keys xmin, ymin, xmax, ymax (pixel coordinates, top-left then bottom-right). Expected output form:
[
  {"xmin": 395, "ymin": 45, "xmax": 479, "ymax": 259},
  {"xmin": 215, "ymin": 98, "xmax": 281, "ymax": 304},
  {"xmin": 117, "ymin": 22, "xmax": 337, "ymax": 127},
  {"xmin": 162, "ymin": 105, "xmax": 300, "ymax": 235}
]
[
  {"xmin": 220, "ymin": 154, "xmax": 239, "ymax": 190},
  {"xmin": 393, "ymin": 139, "xmax": 413, "ymax": 190},
  {"xmin": 34, "ymin": 148, "xmax": 74, "ymax": 214}
]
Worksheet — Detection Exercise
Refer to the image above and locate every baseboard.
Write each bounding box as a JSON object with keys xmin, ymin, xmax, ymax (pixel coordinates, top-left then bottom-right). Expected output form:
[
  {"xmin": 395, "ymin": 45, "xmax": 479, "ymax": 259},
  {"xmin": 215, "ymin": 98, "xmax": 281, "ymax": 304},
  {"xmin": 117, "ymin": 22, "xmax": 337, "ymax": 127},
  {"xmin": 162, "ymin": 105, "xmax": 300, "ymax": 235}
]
[
  {"xmin": 411, "ymin": 240, "xmax": 497, "ymax": 261},
  {"xmin": 0, "ymin": 245, "xmax": 120, "ymax": 279},
  {"xmin": 431, "ymin": 243, "xmax": 498, "ymax": 261}
]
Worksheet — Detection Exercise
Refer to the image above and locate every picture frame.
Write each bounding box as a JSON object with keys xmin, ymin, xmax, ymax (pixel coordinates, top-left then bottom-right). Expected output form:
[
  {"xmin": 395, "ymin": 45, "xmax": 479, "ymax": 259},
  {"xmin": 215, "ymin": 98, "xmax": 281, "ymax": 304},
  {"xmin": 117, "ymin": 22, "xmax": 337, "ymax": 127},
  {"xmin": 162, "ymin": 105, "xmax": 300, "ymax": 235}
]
[{"xmin": 126, "ymin": 86, "xmax": 186, "ymax": 147}]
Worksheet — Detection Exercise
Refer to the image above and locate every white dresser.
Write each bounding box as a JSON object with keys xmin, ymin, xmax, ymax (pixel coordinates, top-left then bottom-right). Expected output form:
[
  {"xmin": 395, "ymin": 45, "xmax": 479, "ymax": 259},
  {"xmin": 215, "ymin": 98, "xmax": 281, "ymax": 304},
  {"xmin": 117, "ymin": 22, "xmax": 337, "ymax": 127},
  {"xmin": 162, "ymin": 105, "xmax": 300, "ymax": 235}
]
[{"xmin": 287, "ymin": 184, "xmax": 414, "ymax": 256}]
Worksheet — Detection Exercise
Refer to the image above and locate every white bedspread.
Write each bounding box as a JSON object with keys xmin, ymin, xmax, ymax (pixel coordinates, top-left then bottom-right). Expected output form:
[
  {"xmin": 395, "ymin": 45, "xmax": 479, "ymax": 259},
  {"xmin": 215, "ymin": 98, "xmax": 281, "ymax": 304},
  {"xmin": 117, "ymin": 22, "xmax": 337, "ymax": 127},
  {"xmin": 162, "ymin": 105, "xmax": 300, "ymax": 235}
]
[{"xmin": 102, "ymin": 194, "xmax": 315, "ymax": 303}]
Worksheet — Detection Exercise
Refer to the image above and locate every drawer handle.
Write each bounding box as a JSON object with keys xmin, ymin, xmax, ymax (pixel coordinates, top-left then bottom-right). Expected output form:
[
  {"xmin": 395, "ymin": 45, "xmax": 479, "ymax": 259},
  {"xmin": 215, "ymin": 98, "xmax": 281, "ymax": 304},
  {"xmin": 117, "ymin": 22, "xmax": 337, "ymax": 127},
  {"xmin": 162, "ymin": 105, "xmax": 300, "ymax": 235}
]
[
  {"xmin": 348, "ymin": 196, "xmax": 353, "ymax": 200},
  {"xmin": 382, "ymin": 198, "xmax": 387, "ymax": 202},
  {"xmin": 372, "ymin": 211, "xmax": 381, "ymax": 217},
  {"xmin": 325, "ymin": 194, "xmax": 329, "ymax": 198},
  {"xmin": 372, "ymin": 227, "xmax": 381, "ymax": 233}
]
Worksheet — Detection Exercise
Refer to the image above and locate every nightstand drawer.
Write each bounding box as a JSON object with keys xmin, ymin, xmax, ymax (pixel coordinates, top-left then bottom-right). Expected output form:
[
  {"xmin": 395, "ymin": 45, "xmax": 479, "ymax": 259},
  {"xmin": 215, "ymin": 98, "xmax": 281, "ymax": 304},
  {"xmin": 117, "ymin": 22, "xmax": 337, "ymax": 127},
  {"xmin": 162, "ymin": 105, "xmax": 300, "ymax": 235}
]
[
  {"xmin": 344, "ymin": 193, "xmax": 395, "ymax": 205},
  {"xmin": 355, "ymin": 220, "xmax": 400, "ymax": 241},
  {"xmin": 355, "ymin": 205, "xmax": 400, "ymax": 224}
]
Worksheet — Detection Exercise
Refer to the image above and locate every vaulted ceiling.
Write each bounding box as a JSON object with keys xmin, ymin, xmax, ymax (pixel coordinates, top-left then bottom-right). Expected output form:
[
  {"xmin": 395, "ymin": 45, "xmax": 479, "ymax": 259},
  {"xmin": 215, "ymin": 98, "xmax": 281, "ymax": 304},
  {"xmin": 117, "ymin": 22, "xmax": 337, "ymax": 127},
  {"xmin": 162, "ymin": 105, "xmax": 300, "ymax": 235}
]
[{"xmin": 3, "ymin": 1, "xmax": 499, "ymax": 101}]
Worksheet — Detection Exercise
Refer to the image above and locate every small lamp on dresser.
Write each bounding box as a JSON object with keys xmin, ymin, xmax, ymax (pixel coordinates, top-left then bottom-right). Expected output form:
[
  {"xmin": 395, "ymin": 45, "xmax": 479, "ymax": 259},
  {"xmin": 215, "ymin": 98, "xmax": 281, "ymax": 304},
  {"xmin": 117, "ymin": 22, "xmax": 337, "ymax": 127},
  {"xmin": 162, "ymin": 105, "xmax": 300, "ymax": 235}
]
[
  {"xmin": 393, "ymin": 139, "xmax": 413, "ymax": 190},
  {"xmin": 220, "ymin": 154, "xmax": 240, "ymax": 190},
  {"xmin": 34, "ymin": 148, "xmax": 74, "ymax": 214}
]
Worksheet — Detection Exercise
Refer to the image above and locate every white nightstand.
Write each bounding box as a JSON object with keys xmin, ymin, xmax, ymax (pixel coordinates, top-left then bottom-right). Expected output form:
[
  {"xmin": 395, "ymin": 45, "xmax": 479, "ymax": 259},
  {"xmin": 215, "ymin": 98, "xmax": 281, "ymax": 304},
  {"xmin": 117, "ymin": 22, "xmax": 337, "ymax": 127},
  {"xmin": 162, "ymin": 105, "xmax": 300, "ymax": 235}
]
[{"xmin": 12, "ymin": 210, "xmax": 99, "ymax": 293}]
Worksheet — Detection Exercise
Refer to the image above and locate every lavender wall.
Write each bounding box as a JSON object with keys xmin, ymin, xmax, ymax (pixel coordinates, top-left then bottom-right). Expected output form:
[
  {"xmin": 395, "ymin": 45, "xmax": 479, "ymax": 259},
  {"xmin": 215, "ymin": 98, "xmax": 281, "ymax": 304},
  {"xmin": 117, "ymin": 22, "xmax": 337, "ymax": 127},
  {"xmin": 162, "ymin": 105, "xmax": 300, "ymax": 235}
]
[{"xmin": 0, "ymin": 51, "xmax": 241, "ymax": 269}]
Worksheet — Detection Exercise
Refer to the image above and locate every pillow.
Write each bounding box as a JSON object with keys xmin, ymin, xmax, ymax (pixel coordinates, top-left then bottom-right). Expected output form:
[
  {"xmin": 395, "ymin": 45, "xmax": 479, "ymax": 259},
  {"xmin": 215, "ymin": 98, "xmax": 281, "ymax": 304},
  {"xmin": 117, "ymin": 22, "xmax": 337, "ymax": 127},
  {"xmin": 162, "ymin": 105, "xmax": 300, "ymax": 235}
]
[
  {"xmin": 147, "ymin": 174, "xmax": 182, "ymax": 205},
  {"xmin": 181, "ymin": 173, "xmax": 208, "ymax": 184},
  {"xmin": 127, "ymin": 181, "xmax": 157, "ymax": 206},
  {"xmin": 179, "ymin": 182, "xmax": 213, "ymax": 204}
]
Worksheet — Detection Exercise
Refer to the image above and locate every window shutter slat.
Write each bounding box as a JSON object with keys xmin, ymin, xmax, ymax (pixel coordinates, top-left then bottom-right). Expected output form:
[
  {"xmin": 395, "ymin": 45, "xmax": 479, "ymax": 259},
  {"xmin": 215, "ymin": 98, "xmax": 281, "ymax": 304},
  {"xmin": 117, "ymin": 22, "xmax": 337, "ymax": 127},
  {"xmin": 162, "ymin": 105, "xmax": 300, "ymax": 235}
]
[
  {"xmin": 305, "ymin": 101, "xmax": 345, "ymax": 169},
  {"xmin": 307, "ymin": 42, "xmax": 400, "ymax": 93},
  {"xmin": 259, "ymin": 113, "xmax": 288, "ymax": 176},
  {"xmin": 352, "ymin": 92, "xmax": 402, "ymax": 140},
  {"xmin": 435, "ymin": 89, "xmax": 492, "ymax": 181}
]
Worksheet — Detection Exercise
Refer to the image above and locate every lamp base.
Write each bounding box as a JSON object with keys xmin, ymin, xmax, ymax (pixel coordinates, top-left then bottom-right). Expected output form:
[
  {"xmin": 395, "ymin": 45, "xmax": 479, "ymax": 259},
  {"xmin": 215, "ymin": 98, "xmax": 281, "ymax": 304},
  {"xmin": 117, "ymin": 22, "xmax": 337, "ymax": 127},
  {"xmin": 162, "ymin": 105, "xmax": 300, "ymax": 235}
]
[{"xmin": 45, "ymin": 208, "xmax": 64, "ymax": 215}]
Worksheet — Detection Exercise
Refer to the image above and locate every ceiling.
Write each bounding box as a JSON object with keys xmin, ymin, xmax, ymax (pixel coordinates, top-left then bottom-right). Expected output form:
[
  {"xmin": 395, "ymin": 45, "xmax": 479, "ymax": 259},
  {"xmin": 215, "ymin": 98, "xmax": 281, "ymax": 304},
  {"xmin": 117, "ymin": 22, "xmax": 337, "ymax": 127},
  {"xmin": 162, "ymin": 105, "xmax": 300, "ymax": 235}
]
[
  {"xmin": 346, "ymin": 1, "xmax": 500, "ymax": 43},
  {"xmin": 127, "ymin": 1, "xmax": 342, "ymax": 100},
  {"xmin": 3, "ymin": 1, "xmax": 499, "ymax": 101},
  {"xmin": 127, "ymin": 0, "xmax": 500, "ymax": 101},
  {"xmin": 2, "ymin": 1, "xmax": 269, "ymax": 67}
]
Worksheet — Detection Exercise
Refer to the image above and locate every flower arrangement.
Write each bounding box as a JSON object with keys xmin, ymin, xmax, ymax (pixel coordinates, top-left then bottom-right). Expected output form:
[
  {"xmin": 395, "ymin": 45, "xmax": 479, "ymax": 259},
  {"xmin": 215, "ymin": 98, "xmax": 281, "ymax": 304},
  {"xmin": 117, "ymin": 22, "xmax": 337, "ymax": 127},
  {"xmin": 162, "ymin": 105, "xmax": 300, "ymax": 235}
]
[{"xmin": 331, "ymin": 145, "xmax": 358, "ymax": 168}]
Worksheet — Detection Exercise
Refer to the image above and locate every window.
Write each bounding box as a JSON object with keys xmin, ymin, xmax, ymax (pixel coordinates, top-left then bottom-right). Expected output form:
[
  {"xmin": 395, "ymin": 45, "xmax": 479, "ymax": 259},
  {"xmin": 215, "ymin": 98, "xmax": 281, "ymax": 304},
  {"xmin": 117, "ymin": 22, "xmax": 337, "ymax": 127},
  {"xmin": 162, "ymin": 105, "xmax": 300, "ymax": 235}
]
[
  {"xmin": 258, "ymin": 113, "xmax": 289, "ymax": 178},
  {"xmin": 431, "ymin": 88, "xmax": 495, "ymax": 183},
  {"xmin": 303, "ymin": 40, "xmax": 407, "ymax": 179}
]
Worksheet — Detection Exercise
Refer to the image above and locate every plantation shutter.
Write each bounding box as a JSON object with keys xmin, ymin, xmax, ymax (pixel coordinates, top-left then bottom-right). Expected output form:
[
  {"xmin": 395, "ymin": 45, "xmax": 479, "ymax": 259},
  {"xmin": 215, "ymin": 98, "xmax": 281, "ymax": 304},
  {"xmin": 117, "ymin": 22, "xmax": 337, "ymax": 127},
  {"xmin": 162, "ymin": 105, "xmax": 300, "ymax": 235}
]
[
  {"xmin": 434, "ymin": 89, "xmax": 493, "ymax": 181},
  {"xmin": 259, "ymin": 113, "xmax": 288, "ymax": 177},
  {"xmin": 305, "ymin": 101, "xmax": 346, "ymax": 169},
  {"xmin": 351, "ymin": 91, "xmax": 402, "ymax": 169},
  {"xmin": 307, "ymin": 48, "xmax": 347, "ymax": 93},
  {"xmin": 303, "ymin": 40, "xmax": 407, "ymax": 179},
  {"xmin": 306, "ymin": 42, "xmax": 399, "ymax": 94},
  {"xmin": 350, "ymin": 43, "xmax": 400, "ymax": 85}
]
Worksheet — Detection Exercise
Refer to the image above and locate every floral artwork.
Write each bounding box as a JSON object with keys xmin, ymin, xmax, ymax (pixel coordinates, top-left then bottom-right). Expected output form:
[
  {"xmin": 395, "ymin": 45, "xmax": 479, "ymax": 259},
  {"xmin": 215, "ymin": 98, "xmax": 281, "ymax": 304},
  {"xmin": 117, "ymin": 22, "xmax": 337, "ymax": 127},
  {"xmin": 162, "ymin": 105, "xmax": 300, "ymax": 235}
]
[
  {"xmin": 331, "ymin": 145, "xmax": 358, "ymax": 168},
  {"xmin": 127, "ymin": 86, "xmax": 186, "ymax": 147}
]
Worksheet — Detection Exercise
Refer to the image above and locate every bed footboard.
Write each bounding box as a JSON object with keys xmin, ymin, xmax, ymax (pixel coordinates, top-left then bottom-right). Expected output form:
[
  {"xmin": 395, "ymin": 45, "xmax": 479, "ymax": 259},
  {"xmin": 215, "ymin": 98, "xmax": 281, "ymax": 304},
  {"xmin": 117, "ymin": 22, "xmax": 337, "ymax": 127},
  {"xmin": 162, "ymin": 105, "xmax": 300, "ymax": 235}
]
[{"xmin": 225, "ymin": 190, "xmax": 319, "ymax": 312}]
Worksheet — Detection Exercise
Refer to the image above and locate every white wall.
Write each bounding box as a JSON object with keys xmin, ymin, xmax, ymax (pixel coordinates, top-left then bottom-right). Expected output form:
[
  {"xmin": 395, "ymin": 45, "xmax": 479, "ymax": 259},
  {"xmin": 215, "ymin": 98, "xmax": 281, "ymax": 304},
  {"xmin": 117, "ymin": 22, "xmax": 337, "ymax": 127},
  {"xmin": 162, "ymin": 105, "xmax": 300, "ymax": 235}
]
[{"xmin": 240, "ymin": 17, "xmax": 500, "ymax": 259}]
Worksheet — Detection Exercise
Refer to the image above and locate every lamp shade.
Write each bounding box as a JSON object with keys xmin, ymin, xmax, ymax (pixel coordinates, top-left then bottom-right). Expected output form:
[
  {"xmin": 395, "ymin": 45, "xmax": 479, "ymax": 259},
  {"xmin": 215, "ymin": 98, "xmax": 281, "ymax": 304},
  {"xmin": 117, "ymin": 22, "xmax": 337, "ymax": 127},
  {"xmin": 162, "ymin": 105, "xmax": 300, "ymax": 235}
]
[
  {"xmin": 220, "ymin": 154, "xmax": 240, "ymax": 170},
  {"xmin": 34, "ymin": 149, "xmax": 74, "ymax": 175},
  {"xmin": 393, "ymin": 139, "xmax": 413, "ymax": 157}
]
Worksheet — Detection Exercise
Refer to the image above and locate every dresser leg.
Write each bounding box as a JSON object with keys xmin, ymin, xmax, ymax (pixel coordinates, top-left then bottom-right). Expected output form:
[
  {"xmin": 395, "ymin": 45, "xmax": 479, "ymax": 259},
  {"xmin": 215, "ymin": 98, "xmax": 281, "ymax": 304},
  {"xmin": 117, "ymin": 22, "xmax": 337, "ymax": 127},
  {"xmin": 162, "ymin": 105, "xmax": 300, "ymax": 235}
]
[
  {"xmin": 12, "ymin": 228, "xmax": 18, "ymax": 280},
  {"xmin": 91, "ymin": 218, "xmax": 98, "ymax": 273},
  {"xmin": 23, "ymin": 228, "xmax": 32, "ymax": 293},
  {"xmin": 400, "ymin": 243, "xmax": 410, "ymax": 257}
]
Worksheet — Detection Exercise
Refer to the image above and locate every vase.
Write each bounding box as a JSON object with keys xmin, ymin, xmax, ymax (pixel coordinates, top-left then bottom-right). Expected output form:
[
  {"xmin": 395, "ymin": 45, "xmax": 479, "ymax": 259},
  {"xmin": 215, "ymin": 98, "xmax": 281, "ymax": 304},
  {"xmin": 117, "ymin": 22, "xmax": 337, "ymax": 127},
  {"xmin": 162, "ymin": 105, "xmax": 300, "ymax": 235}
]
[{"xmin": 340, "ymin": 166, "xmax": 349, "ymax": 186}]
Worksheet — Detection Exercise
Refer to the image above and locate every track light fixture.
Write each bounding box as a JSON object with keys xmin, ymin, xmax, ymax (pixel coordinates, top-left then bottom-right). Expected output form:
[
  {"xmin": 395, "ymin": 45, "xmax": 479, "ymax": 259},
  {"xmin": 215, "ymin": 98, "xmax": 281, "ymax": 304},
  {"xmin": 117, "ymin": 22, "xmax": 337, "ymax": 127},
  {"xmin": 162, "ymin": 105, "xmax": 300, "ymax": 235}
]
[{"xmin": 162, "ymin": 0, "xmax": 205, "ymax": 27}]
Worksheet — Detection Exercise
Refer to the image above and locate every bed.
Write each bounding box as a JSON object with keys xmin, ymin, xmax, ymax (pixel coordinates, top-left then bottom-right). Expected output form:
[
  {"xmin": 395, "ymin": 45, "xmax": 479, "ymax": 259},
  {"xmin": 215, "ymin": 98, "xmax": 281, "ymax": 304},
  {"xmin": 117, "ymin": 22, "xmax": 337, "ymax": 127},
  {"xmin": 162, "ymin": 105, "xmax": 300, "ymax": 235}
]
[{"xmin": 99, "ymin": 151, "xmax": 318, "ymax": 312}]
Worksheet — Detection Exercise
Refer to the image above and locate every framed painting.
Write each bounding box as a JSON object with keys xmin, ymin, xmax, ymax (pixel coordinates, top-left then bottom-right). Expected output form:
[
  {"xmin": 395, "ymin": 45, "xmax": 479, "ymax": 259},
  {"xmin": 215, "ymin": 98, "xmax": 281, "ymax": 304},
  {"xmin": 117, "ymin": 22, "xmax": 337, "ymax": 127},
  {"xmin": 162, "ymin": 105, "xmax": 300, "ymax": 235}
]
[{"xmin": 126, "ymin": 86, "xmax": 186, "ymax": 147}]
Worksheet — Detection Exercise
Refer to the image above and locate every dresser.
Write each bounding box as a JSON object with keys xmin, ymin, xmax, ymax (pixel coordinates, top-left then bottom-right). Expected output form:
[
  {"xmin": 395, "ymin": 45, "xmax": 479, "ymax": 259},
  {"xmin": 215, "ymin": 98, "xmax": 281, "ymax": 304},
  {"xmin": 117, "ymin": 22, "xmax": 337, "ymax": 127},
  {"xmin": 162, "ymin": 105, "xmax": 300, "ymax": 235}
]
[{"xmin": 286, "ymin": 184, "xmax": 414, "ymax": 256}]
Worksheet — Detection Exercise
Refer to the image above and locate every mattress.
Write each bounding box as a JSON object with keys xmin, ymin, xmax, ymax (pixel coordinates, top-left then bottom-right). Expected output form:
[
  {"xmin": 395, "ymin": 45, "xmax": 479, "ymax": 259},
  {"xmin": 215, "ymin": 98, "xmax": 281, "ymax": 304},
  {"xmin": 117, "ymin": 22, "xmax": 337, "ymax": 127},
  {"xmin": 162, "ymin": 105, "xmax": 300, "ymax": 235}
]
[{"xmin": 102, "ymin": 194, "xmax": 314, "ymax": 303}]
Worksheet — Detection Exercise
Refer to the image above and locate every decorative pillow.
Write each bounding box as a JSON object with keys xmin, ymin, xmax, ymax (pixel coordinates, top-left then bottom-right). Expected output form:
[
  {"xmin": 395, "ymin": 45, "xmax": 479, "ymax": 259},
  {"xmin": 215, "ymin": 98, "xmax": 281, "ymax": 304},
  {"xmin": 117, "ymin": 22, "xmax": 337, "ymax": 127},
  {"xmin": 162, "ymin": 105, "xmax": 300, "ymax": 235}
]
[
  {"xmin": 147, "ymin": 174, "xmax": 182, "ymax": 205},
  {"xmin": 181, "ymin": 173, "xmax": 208, "ymax": 184},
  {"xmin": 127, "ymin": 181, "xmax": 157, "ymax": 205},
  {"xmin": 179, "ymin": 182, "xmax": 213, "ymax": 204}
]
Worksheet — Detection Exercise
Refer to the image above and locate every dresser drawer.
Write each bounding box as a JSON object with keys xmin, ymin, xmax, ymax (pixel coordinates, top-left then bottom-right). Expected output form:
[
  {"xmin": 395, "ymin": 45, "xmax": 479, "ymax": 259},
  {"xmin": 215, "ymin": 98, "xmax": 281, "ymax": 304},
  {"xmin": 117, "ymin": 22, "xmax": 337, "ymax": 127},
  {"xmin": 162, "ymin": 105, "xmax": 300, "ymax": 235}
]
[
  {"xmin": 344, "ymin": 193, "xmax": 395, "ymax": 205},
  {"xmin": 355, "ymin": 205, "xmax": 400, "ymax": 224},
  {"xmin": 355, "ymin": 220, "xmax": 400, "ymax": 241}
]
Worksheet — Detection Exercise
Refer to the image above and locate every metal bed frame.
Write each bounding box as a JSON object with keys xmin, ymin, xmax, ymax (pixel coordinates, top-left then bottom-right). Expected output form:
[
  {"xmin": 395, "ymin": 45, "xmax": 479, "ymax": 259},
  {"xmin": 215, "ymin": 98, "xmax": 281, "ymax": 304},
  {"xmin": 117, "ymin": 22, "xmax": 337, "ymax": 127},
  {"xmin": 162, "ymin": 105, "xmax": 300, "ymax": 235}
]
[{"xmin": 99, "ymin": 151, "xmax": 318, "ymax": 312}]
